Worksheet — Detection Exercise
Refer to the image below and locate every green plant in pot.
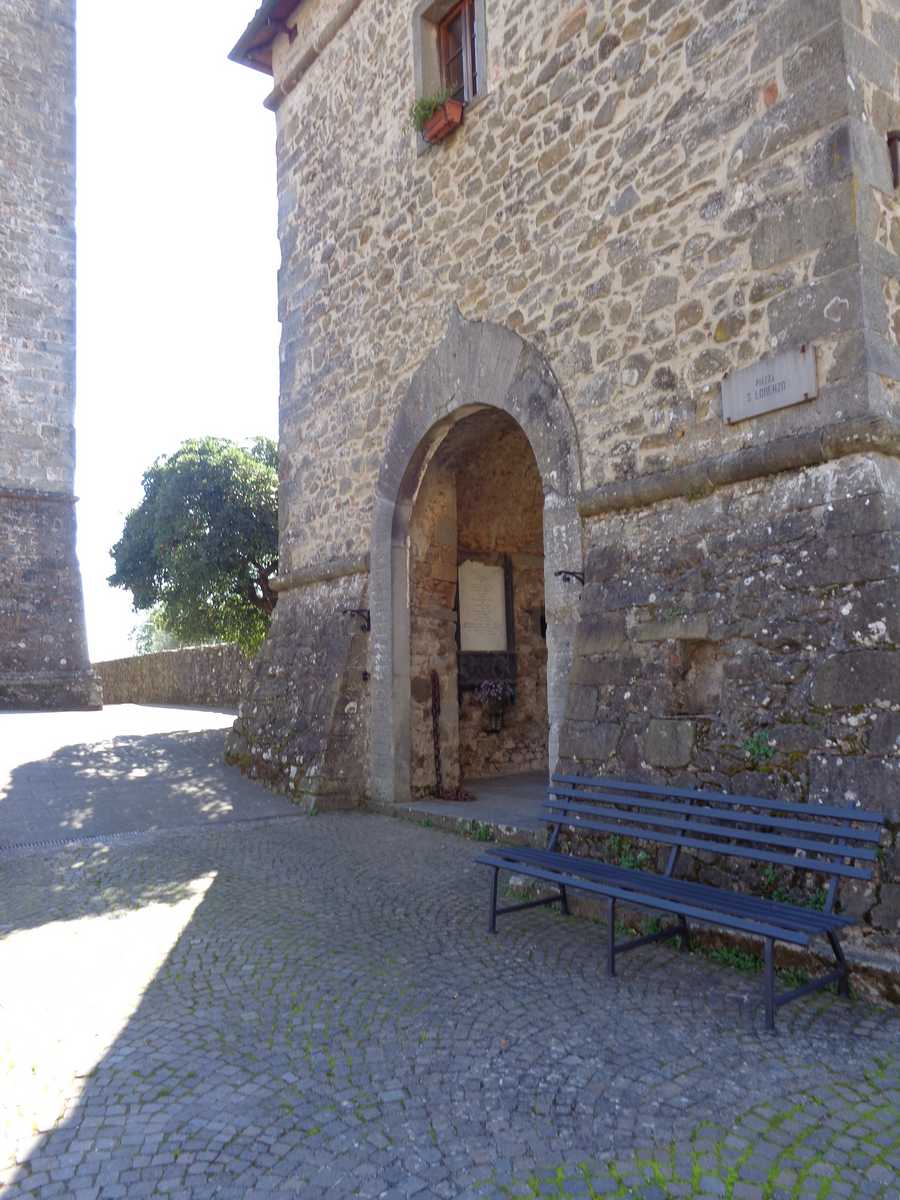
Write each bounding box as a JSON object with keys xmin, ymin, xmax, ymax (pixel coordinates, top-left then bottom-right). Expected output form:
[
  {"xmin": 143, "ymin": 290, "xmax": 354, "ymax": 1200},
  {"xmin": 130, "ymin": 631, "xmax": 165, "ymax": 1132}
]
[{"xmin": 409, "ymin": 89, "xmax": 464, "ymax": 144}]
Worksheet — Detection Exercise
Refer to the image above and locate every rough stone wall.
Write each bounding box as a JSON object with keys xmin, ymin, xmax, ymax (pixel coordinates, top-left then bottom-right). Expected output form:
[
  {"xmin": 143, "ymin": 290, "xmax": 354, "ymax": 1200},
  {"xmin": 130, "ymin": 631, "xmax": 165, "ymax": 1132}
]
[
  {"xmin": 268, "ymin": 0, "xmax": 897, "ymax": 574},
  {"xmin": 409, "ymin": 462, "xmax": 460, "ymax": 796},
  {"xmin": 563, "ymin": 453, "xmax": 900, "ymax": 947},
  {"xmin": 231, "ymin": 0, "xmax": 900, "ymax": 937},
  {"xmin": 226, "ymin": 574, "xmax": 370, "ymax": 808},
  {"xmin": 94, "ymin": 645, "xmax": 250, "ymax": 709},
  {"xmin": 858, "ymin": 0, "xmax": 900, "ymax": 423},
  {"xmin": 0, "ymin": 0, "xmax": 97, "ymax": 710},
  {"xmin": 456, "ymin": 425, "xmax": 547, "ymax": 780}
]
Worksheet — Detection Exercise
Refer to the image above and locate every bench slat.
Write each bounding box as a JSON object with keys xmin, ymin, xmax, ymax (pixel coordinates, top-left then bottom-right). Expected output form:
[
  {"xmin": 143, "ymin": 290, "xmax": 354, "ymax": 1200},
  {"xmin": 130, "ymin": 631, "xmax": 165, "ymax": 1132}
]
[
  {"xmin": 476, "ymin": 851, "xmax": 814, "ymax": 945},
  {"xmin": 552, "ymin": 775, "xmax": 885, "ymax": 825},
  {"xmin": 547, "ymin": 786, "xmax": 883, "ymax": 844},
  {"xmin": 488, "ymin": 846, "xmax": 853, "ymax": 934},
  {"xmin": 536, "ymin": 812, "xmax": 872, "ymax": 879},
  {"xmin": 542, "ymin": 797, "xmax": 878, "ymax": 862}
]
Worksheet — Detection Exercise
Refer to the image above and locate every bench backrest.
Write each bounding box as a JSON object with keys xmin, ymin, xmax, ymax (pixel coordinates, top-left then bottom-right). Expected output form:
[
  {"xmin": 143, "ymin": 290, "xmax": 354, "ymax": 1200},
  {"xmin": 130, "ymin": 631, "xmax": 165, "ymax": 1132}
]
[{"xmin": 545, "ymin": 775, "xmax": 885, "ymax": 888}]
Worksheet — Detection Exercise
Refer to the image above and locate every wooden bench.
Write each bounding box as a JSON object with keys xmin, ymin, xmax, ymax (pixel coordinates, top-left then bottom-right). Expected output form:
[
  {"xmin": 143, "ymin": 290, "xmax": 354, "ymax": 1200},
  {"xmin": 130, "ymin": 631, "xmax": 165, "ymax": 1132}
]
[{"xmin": 476, "ymin": 774, "xmax": 886, "ymax": 1031}]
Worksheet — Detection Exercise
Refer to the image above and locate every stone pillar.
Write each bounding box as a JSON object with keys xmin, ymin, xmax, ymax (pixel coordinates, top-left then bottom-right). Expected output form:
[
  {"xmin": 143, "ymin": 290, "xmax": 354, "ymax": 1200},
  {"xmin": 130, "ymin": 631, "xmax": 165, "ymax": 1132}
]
[{"xmin": 0, "ymin": 0, "xmax": 98, "ymax": 710}]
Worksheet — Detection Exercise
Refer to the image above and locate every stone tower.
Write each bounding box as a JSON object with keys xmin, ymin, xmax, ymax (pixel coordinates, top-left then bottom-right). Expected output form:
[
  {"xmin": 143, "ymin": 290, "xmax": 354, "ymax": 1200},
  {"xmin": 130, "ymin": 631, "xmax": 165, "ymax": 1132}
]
[
  {"xmin": 229, "ymin": 1, "xmax": 899, "ymax": 943},
  {"xmin": 0, "ymin": 0, "xmax": 98, "ymax": 710}
]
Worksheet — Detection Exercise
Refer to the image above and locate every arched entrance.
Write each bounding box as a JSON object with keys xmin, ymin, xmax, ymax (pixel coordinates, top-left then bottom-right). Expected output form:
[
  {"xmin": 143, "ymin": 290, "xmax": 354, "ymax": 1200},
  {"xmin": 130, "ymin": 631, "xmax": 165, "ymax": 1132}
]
[
  {"xmin": 370, "ymin": 309, "xmax": 583, "ymax": 806},
  {"xmin": 407, "ymin": 408, "xmax": 547, "ymax": 795}
]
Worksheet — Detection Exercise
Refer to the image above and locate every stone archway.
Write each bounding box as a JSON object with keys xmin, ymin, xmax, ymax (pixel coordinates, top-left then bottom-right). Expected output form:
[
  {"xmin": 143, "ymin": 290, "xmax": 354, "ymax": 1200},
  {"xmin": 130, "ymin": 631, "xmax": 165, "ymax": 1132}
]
[{"xmin": 370, "ymin": 309, "xmax": 583, "ymax": 806}]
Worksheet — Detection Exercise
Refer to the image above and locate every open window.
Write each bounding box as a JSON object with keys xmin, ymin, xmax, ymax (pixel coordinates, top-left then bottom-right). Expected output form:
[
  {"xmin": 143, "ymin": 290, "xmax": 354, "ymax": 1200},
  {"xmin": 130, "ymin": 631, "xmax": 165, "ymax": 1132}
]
[
  {"xmin": 413, "ymin": 0, "xmax": 487, "ymax": 115},
  {"xmin": 438, "ymin": 1, "xmax": 477, "ymax": 102}
]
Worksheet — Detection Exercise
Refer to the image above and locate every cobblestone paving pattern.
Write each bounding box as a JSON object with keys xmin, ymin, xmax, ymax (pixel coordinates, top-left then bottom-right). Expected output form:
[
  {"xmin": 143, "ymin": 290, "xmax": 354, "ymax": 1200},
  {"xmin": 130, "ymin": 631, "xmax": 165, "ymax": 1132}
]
[
  {"xmin": 1, "ymin": 811, "xmax": 898, "ymax": 1199},
  {"xmin": 0, "ymin": 707, "xmax": 292, "ymax": 847}
]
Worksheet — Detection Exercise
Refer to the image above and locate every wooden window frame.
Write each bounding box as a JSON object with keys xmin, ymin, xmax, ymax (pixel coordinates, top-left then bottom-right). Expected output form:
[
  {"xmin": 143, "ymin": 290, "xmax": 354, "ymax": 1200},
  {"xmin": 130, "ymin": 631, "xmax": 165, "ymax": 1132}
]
[{"xmin": 437, "ymin": 0, "xmax": 477, "ymax": 104}]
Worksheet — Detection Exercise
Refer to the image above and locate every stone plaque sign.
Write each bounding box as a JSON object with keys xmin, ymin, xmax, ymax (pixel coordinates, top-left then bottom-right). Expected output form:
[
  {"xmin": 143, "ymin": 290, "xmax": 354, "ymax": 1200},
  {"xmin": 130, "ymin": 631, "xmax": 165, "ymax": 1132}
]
[
  {"xmin": 459, "ymin": 560, "xmax": 507, "ymax": 653},
  {"xmin": 721, "ymin": 346, "xmax": 817, "ymax": 425}
]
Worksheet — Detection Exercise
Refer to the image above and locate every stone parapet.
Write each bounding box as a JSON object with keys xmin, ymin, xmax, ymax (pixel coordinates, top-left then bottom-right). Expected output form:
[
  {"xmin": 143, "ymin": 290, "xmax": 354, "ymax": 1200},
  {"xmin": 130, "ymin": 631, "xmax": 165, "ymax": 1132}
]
[{"xmin": 94, "ymin": 645, "xmax": 250, "ymax": 709}]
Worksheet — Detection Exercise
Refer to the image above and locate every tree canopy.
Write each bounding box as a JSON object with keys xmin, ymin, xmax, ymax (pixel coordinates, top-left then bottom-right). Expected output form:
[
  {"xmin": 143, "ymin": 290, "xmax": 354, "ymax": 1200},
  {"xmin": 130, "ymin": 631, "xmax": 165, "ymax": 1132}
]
[{"xmin": 110, "ymin": 437, "xmax": 279, "ymax": 654}]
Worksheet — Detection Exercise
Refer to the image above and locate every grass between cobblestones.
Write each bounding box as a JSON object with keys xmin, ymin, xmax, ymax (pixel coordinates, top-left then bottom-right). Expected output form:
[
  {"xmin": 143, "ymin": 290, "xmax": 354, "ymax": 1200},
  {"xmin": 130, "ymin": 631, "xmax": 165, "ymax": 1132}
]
[{"xmin": 487, "ymin": 1058, "xmax": 899, "ymax": 1199}]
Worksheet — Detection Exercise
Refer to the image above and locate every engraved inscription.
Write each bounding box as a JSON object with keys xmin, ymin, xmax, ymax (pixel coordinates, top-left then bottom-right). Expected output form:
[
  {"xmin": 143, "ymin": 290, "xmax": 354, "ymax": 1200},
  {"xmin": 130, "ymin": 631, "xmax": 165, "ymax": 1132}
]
[
  {"xmin": 459, "ymin": 560, "xmax": 507, "ymax": 653},
  {"xmin": 749, "ymin": 372, "xmax": 787, "ymax": 404},
  {"xmin": 722, "ymin": 347, "xmax": 817, "ymax": 425}
]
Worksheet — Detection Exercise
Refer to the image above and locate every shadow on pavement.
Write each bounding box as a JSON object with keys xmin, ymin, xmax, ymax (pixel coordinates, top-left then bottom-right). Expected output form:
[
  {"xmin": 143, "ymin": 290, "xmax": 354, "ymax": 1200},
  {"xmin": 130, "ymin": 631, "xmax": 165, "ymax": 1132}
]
[{"xmin": 0, "ymin": 727, "xmax": 296, "ymax": 849}]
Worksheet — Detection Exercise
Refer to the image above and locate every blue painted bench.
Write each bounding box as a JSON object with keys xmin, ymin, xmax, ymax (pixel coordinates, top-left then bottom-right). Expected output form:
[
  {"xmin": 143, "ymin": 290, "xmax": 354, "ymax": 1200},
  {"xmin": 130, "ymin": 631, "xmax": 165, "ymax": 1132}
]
[{"xmin": 476, "ymin": 774, "xmax": 886, "ymax": 1031}]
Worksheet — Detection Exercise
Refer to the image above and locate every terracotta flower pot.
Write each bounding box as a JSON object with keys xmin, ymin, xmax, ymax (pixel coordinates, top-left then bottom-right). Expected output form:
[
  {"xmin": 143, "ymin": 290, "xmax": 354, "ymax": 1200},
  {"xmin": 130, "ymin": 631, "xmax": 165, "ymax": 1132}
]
[{"xmin": 422, "ymin": 99, "xmax": 464, "ymax": 144}]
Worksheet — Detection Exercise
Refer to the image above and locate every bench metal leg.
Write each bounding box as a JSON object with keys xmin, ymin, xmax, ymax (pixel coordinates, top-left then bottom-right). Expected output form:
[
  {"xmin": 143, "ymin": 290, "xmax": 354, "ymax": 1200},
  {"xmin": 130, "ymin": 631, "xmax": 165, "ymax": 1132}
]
[
  {"xmin": 763, "ymin": 932, "xmax": 849, "ymax": 1025},
  {"xmin": 488, "ymin": 867, "xmax": 499, "ymax": 934},
  {"xmin": 559, "ymin": 884, "xmax": 570, "ymax": 917},
  {"xmin": 764, "ymin": 938, "xmax": 776, "ymax": 1033},
  {"xmin": 827, "ymin": 930, "xmax": 850, "ymax": 997},
  {"xmin": 606, "ymin": 898, "xmax": 616, "ymax": 977},
  {"xmin": 678, "ymin": 913, "xmax": 691, "ymax": 952}
]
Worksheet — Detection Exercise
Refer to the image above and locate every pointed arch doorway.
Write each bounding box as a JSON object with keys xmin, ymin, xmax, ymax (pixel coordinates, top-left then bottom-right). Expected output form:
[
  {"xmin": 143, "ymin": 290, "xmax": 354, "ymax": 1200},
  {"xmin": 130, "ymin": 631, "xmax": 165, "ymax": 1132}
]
[{"xmin": 369, "ymin": 310, "xmax": 583, "ymax": 807}]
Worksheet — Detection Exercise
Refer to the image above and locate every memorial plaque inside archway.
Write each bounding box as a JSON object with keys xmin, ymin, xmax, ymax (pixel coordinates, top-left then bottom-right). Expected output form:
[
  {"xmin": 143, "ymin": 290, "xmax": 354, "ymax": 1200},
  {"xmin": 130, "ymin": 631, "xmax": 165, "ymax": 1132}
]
[
  {"xmin": 459, "ymin": 560, "xmax": 507, "ymax": 652},
  {"xmin": 457, "ymin": 558, "xmax": 516, "ymax": 694}
]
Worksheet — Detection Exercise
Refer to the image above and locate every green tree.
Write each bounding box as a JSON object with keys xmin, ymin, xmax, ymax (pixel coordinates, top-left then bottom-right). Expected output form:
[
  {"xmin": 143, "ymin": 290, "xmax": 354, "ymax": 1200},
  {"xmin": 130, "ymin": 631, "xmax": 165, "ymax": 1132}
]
[
  {"xmin": 130, "ymin": 607, "xmax": 180, "ymax": 655},
  {"xmin": 110, "ymin": 437, "xmax": 278, "ymax": 654}
]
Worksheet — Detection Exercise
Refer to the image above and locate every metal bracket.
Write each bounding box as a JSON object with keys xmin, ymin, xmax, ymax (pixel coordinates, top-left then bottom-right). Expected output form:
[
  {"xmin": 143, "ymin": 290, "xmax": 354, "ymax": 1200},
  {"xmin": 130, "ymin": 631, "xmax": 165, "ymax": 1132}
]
[
  {"xmin": 341, "ymin": 608, "xmax": 371, "ymax": 632},
  {"xmin": 268, "ymin": 17, "xmax": 298, "ymax": 44},
  {"xmin": 889, "ymin": 131, "xmax": 900, "ymax": 190},
  {"xmin": 554, "ymin": 570, "xmax": 585, "ymax": 586}
]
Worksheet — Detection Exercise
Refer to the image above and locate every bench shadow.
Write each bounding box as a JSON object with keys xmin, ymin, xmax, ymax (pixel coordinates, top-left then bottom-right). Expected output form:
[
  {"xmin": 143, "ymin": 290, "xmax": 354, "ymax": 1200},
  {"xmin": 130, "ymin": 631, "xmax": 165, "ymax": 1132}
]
[{"xmin": 2, "ymin": 813, "xmax": 898, "ymax": 1199}]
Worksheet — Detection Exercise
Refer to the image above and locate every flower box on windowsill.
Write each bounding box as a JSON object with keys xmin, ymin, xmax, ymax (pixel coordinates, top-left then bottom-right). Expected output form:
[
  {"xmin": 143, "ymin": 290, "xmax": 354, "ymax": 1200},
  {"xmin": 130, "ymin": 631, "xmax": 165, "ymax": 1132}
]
[{"xmin": 423, "ymin": 99, "xmax": 464, "ymax": 144}]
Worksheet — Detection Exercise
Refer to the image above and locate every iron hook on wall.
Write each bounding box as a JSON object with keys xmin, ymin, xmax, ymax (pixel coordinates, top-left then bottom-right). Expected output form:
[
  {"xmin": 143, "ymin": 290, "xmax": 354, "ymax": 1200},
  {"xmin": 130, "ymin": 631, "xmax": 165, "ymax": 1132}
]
[
  {"xmin": 341, "ymin": 608, "xmax": 371, "ymax": 632},
  {"xmin": 554, "ymin": 570, "xmax": 585, "ymax": 586}
]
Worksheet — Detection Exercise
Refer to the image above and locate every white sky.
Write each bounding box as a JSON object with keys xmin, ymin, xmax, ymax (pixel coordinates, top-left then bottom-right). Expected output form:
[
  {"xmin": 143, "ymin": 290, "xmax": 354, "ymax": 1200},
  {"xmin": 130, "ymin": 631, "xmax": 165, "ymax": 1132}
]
[{"xmin": 75, "ymin": 1, "xmax": 280, "ymax": 662}]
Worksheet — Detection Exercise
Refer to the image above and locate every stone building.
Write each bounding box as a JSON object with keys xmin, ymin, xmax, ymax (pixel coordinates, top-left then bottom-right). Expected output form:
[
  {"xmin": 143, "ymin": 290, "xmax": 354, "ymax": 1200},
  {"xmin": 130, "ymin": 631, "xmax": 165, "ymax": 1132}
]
[
  {"xmin": 228, "ymin": 1, "xmax": 900, "ymax": 940},
  {"xmin": 0, "ymin": 0, "xmax": 97, "ymax": 710}
]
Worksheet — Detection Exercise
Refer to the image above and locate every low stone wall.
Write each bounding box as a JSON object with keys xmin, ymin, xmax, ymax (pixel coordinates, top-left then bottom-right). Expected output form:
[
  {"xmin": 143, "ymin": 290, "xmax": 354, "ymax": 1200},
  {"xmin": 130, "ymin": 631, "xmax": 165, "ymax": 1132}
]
[{"xmin": 94, "ymin": 645, "xmax": 248, "ymax": 709}]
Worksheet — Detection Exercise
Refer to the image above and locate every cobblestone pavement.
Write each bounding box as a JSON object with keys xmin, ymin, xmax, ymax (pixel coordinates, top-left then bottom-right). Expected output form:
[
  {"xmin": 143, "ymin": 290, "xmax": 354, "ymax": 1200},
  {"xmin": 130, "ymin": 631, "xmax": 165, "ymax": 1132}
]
[
  {"xmin": 0, "ymin": 718, "xmax": 898, "ymax": 1198},
  {"xmin": 0, "ymin": 706, "xmax": 295, "ymax": 846}
]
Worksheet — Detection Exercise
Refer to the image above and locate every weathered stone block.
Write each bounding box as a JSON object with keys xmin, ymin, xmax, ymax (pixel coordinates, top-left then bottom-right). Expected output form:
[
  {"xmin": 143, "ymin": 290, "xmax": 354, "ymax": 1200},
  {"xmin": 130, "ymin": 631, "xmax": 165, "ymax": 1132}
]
[
  {"xmin": 871, "ymin": 884, "xmax": 900, "ymax": 934},
  {"xmin": 576, "ymin": 613, "xmax": 627, "ymax": 653},
  {"xmin": 750, "ymin": 184, "xmax": 853, "ymax": 271},
  {"xmin": 559, "ymin": 719, "xmax": 620, "ymax": 762},
  {"xmin": 809, "ymin": 753, "xmax": 900, "ymax": 820},
  {"xmin": 811, "ymin": 652, "xmax": 900, "ymax": 709},
  {"xmin": 571, "ymin": 655, "xmax": 641, "ymax": 688},
  {"xmin": 751, "ymin": 0, "xmax": 845, "ymax": 72},
  {"xmin": 566, "ymin": 686, "xmax": 598, "ymax": 721},
  {"xmin": 730, "ymin": 69, "xmax": 847, "ymax": 177},
  {"xmin": 640, "ymin": 719, "xmax": 695, "ymax": 769},
  {"xmin": 632, "ymin": 615, "xmax": 712, "ymax": 643},
  {"xmin": 869, "ymin": 712, "xmax": 900, "ymax": 757},
  {"xmin": 767, "ymin": 268, "xmax": 863, "ymax": 345}
]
